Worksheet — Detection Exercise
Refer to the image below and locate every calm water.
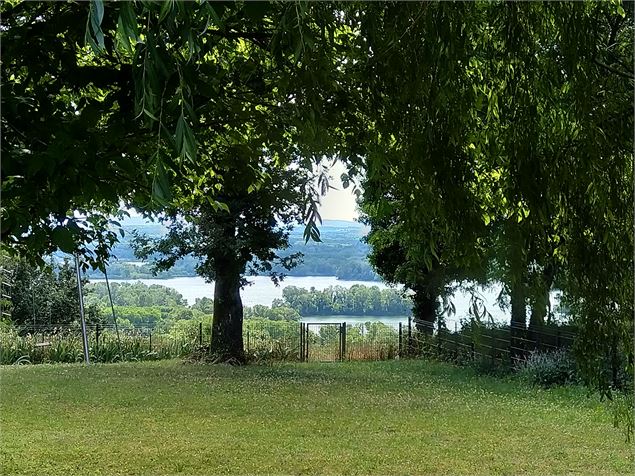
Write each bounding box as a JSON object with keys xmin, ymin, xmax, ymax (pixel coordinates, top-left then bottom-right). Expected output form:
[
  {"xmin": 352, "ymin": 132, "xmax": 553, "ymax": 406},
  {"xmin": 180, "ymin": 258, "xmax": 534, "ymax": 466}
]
[{"xmin": 91, "ymin": 275, "xmax": 562, "ymax": 329}]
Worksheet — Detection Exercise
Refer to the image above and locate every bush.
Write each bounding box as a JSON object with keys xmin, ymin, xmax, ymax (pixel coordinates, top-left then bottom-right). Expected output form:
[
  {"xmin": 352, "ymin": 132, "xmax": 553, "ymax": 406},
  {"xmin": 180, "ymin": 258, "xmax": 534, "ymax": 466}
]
[{"xmin": 516, "ymin": 349, "xmax": 579, "ymax": 387}]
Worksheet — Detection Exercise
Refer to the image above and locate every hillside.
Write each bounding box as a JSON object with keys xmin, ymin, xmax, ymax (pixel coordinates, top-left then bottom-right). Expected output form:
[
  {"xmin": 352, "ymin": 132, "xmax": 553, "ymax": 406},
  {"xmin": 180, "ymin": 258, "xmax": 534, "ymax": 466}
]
[{"xmin": 87, "ymin": 216, "xmax": 379, "ymax": 281}]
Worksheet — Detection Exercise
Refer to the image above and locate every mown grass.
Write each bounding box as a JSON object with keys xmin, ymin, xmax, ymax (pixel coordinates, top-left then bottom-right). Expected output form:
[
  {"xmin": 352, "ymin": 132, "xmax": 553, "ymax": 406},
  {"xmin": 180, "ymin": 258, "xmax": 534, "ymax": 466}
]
[{"xmin": 0, "ymin": 359, "xmax": 632, "ymax": 475}]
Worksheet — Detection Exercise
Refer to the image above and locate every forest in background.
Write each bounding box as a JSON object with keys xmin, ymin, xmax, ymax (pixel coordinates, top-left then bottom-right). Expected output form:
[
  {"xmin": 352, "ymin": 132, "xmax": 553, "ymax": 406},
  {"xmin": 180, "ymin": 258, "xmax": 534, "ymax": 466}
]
[{"xmin": 84, "ymin": 217, "xmax": 379, "ymax": 281}]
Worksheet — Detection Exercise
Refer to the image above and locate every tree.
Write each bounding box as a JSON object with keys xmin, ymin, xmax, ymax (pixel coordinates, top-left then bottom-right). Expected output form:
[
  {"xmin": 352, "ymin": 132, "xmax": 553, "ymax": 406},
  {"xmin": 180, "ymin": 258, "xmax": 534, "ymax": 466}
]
[
  {"xmin": 350, "ymin": 1, "xmax": 632, "ymax": 390},
  {"xmin": 134, "ymin": 164, "xmax": 309, "ymax": 361},
  {"xmin": 1, "ymin": 1, "xmax": 156, "ymax": 267},
  {"xmin": 1, "ymin": 1, "xmax": 348, "ymax": 265},
  {"xmin": 0, "ymin": 253, "xmax": 101, "ymax": 332},
  {"xmin": 85, "ymin": 281, "xmax": 186, "ymax": 308}
]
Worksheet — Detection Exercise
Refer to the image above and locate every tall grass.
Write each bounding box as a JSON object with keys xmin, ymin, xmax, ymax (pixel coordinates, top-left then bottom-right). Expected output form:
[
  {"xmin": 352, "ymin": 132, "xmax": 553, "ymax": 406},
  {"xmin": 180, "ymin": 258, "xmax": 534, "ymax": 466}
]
[{"xmin": 0, "ymin": 327, "xmax": 199, "ymax": 365}]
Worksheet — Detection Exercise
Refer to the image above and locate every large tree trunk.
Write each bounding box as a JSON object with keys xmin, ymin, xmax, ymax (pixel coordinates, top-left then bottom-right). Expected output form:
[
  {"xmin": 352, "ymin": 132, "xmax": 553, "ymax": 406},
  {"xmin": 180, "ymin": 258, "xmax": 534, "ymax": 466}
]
[
  {"xmin": 510, "ymin": 282, "xmax": 526, "ymax": 362},
  {"xmin": 211, "ymin": 266, "xmax": 244, "ymax": 362},
  {"xmin": 412, "ymin": 287, "xmax": 437, "ymax": 335}
]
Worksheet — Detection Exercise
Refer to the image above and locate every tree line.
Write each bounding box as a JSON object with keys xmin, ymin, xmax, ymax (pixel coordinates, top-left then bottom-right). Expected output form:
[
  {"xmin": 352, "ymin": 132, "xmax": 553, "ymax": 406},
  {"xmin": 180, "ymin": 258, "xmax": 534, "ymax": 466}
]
[{"xmin": 277, "ymin": 285, "xmax": 411, "ymax": 317}]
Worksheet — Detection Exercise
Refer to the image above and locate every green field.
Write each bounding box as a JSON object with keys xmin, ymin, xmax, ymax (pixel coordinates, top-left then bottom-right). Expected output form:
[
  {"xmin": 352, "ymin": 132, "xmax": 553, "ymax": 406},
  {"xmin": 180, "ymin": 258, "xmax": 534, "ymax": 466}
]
[{"xmin": 0, "ymin": 359, "xmax": 631, "ymax": 475}]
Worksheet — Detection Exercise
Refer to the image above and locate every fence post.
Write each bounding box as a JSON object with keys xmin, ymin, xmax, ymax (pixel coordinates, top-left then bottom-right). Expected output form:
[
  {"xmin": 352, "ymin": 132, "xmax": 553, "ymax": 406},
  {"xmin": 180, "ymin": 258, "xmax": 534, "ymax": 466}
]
[
  {"xmin": 408, "ymin": 317, "xmax": 412, "ymax": 354},
  {"xmin": 299, "ymin": 323, "xmax": 304, "ymax": 362},
  {"xmin": 247, "ymin": 330, "xmax": 250, "ymax": 353},
  {"xmin": 454, "ymin": 322, "xmax": 458, "ymax": 356},
  {"xmin": 341, "ymin": 322, "xmax": 347, "ymax": 361},
  {"xmin": 556, "ymin": 327, "xmax": 561, "ymax": 348},
  {"xmin": 149, "ymin": 330, "xmax": 152, "ymax": 352},
  {"xmin": 199, "ymin": 322, "xmax": 203, "ymax": 347},
  {"xmin": 437, "ymin": 318, "xmax": 442, "ymax": 357},
  {"xmin": 398, "ymin": 322, "xmax": 403, "ymax": 356}
]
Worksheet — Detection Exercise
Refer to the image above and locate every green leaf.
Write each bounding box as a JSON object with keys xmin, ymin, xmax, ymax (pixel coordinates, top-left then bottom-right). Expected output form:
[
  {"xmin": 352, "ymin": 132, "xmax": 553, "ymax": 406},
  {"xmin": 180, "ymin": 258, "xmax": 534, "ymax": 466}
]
[
  {"xmin": 159, "ymin": 0, "xmax": 174, "ymax": 23},
  {"xmin": 152, "ymin": 159, "xmax": 172, "ymax": 205},
  {"xmin": 52, "ymin": 227, "xmax": 76, "ymax": 253},
  {"xmin": 175, "ymin": 114, "xmax": 197, "ymax": 162},
  {"xmin": 209, "ymin": 4, "xmax": 222, "ymax": 26},
  {"xmin": 117, "ymin": 1, "xmax": 139, "ymax": 54},
  {"xmin": 85, "ymin": 0, "xmax": 105, "ymax": 53}
]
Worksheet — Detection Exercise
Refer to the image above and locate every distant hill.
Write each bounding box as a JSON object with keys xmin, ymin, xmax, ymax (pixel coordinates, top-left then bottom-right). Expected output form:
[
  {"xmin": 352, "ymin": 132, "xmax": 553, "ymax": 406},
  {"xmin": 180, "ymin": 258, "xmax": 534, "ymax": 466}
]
[{"xmin": 87, "ymin": 216, "xmax": 379, "ymax": 281}]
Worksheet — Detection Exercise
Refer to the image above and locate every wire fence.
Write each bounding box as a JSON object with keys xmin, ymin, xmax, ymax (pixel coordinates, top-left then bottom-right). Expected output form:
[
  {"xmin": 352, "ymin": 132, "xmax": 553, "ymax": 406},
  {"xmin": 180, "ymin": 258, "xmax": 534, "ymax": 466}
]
[
  {"xmin": 406, "ymin": 319, "xmax": 577, "ymax": 368},
  {"xmin": 0, "ymin": 317, "xmax": 577, "ymax": 366}
]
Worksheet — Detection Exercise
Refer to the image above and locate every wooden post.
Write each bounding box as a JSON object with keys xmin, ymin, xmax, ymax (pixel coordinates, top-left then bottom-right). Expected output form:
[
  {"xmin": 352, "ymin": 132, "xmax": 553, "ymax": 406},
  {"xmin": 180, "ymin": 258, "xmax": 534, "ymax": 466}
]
[
  {"xmin": 454, "ymin": 322, "xmax": 458, "ymax": 356},
  {"xmin": 437, "ymin": 318, "xmax": 442, "ymax": 356},
  {"xmin": 408, "ymin": 317, "xmax": 412, "ymax": 354},
  {"xmin": 299, "ymin": 323, "xmax": 304, "ymax": 362},
  {"xmin": 149, "ymin": 330, "xmax": 152, "ymax": 352},
  {"xmin": 341, "ymin": 322, "xmax": 347, "ymax": 361},
  {"xmin": 398, "ymin": 322, "xmax": 403, "ymax": 356},
  {"xmin": 199, "ymin": 322, "xmax": 203, "ymax": 347}
]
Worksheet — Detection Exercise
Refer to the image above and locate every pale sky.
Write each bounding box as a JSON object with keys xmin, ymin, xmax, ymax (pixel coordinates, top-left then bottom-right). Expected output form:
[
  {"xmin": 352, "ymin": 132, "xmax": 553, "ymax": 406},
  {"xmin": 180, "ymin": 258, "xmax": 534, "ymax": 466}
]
[{"xmin": 319, "ymin": 161, "xmax": 359, "ymax": 222}]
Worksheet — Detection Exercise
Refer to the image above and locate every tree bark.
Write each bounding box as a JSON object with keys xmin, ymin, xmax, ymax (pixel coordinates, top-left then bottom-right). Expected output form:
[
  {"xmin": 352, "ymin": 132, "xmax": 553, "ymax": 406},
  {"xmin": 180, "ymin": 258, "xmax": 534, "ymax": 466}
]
[
  {"xmin": 211, "ymin": 266, "xmax": 245, "ymax": 362},
  {"xmin": 412, "ymin": 287, "xmax": 437, "ymax": 335}
]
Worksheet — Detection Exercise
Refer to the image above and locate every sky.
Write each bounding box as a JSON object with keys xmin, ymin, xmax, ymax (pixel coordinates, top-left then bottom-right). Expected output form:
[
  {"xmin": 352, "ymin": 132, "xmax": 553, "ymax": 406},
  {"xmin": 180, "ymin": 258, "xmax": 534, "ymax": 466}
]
[{"xmin": 319, "ymin": 161, "xmax": 358, "ymax": 222}]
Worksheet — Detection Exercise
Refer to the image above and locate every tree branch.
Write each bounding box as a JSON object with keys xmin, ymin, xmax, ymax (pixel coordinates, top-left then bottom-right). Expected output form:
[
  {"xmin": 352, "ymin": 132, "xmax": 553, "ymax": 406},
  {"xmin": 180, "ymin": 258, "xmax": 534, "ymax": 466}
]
[{"xmin": 593, "ymin": 58, "xmax": 635, "ymax": 80}]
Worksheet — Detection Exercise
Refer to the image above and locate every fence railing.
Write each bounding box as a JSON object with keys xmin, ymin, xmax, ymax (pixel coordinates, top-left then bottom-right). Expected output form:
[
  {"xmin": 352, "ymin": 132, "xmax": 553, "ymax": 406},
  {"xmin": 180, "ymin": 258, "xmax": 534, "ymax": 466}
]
[
  {"xmin": 0, "ymin": 318, "xmax": 577, "ymax": 366},
  {"xmin": 406, "ymin": 318, "xmax": 577, "ymax": 367}
]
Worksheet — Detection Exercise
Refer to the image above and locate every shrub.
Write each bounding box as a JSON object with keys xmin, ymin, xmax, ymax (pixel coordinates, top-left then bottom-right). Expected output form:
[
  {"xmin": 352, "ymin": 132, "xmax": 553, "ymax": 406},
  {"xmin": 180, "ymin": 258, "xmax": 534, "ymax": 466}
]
[{"xmin": 516, "ymin": 349, "xmax": 579, "ymax": 387}]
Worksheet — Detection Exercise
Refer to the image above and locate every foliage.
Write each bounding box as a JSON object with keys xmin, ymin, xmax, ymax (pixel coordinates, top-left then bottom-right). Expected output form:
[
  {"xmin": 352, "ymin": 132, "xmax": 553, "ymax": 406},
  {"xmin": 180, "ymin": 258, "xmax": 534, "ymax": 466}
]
[
  {"xmin": 1, "ymin": 1, "xmax": 346, "ymax": 264},
  {"xmin": 606, "ymin": 392, "xmax": 635, "ymax": 443},
  {"xmin": 0, "ymin": 252, "xmax": 101, "ymax": 332},
  {"xmin": 85, "ymin": 281, "xmax": 187, "ymax": 308},
  {"xmin": 244, "ymin": 305, "xmax": 300, "ymax": 322},
  {"xmin": 104, "ymin": 306, "xmax": 207, "ymax": 331},
  {"xmin": 2, "ymin": 0, "xmax": 631, "ymax": 417},
  {"xmin": 351, "ymin": 1, "xmax": 633, "ymax": 400},
  {"xmin": 1, "ymin": 1, "xmax": 154, "ymax": 268},
  {"xmin": 0, "ymin": 326, "xmax": 198, "ymax": 365},
  {"xmin": 133, "ymin": 163, "xmax": 312, "ymax": 359},
  {"xmin": 191, "ymin": 296, "xmax": 214, "ymax": 315},
  {"xmin": 516, "ymin": 350, "xmax": 580, "ymax": 388},
  {"xmin": 281, "ymin": 284, "xmax": 410, "ymax": 316}
]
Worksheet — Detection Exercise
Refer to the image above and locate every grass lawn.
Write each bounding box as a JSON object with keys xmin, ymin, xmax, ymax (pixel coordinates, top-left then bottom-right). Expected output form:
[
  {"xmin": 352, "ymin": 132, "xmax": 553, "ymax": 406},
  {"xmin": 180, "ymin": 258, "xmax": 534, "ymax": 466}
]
[{"xmin": 0, "ymin": 359, "xmax": 632, "ymax": 475}]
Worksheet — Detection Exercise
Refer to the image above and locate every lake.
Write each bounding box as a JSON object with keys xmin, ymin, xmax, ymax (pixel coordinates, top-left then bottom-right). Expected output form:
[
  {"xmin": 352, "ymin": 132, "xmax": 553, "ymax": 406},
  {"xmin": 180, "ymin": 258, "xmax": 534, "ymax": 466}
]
[{"xmin": 91, "ymin": 275, "xmax": 562, "ymax": 329}]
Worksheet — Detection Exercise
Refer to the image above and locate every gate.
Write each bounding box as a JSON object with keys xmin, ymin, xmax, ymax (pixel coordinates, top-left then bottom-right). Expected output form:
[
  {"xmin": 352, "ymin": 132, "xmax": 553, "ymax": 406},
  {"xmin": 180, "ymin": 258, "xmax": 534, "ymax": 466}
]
[{"xmin": 299, "ymin": 322, "xmax": 346, "ymax": 362}]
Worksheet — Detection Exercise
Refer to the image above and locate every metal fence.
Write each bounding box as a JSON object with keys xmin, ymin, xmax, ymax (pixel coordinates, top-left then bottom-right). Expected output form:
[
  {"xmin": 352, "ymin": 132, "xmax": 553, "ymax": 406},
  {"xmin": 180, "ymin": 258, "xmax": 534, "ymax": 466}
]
[
  {"xmin": 406, "ymin": 318, "xmax": 577, "ymax": 367},
  {"xmin": 0, "ymin": 317, "xmax": 577, "ymax": 366}
]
